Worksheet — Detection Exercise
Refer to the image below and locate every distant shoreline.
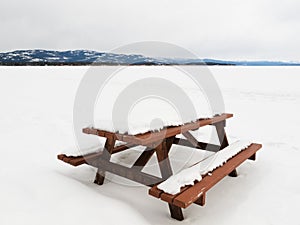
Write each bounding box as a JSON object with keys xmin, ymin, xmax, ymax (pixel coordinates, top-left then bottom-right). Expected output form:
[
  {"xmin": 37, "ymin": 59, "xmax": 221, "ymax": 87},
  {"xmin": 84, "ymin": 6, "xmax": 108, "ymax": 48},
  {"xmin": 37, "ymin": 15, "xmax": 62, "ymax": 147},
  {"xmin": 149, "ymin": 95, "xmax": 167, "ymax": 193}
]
[
  {"xmin": 2, "ymin": 63, "xmax": 300, "ymax": 66},
  {"xmin": 1, "ymin": 50, "xmax": 299, "ymax": 66},
  {"xmin": 0, "ymin": 62, "xmax": 235, "ymax": 66}
]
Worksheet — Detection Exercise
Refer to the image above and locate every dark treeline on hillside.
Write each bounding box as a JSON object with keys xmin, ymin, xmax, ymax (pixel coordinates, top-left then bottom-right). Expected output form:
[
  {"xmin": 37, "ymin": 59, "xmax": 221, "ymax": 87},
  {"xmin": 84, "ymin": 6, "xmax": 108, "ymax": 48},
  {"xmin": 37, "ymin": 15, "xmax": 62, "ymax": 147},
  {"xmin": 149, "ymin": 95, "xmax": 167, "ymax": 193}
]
[{"xmin": 0, "ymin": 62, "xmax": 235, "ymax": 66}]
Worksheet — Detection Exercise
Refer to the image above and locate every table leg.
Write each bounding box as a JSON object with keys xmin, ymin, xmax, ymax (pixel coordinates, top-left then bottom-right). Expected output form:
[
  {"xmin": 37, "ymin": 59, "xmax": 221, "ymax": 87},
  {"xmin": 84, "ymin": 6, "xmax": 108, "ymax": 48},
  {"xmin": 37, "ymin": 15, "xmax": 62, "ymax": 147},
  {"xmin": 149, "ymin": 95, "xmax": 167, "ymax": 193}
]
[
  {"xmin": 155, "ymin": 137, "xmax": 174, "ymax": 179},
  {"xmin": 155, "ymin": 136, "xmax": 184, "ymax": 220},
  {"xmin": 214, "ymin": 121, "xmax": 239, "ymax": 178},
  {"xmin": 94, "ymin": 137, "xmax": 116, "ymax": 185},
  {"xmin": 214, "ymin": 120, "xmax": 229, "ymax": 150}
]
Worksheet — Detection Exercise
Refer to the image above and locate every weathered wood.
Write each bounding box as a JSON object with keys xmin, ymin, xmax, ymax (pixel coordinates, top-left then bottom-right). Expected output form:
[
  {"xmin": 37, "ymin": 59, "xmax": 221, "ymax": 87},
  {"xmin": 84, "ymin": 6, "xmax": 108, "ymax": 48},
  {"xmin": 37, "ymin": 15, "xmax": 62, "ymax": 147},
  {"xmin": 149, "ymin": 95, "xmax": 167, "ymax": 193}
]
[
  {"xmin": 89, "ymin": 157, "xmax": 163, "ymax": 187},
  {"xmin": 228, "ymin": 169, "xmax": 238, "ymax": 177},
  {"xmin": 57, "ymin": 143, "xmax": 138, "ymax": 167},
  {"xmin": 116, "ymin": 114, "xmax": 233, "ymax": 146},
  {"xmin": 197, "ymin": 142, "xmax": 221, "ymax": 152},
  {"xmin": 182, "ymin": 131, "xmax": 222, "ymax": 152},
  {"xmin": 214, "ymin": 120, "xmax": 229, "ymax": 150},
  {"xmin": 153, "ymin": 136, "xmax": 185, "ymax": 220},
  {"xmin": 148, "ymin": 185, "xmax": 164, "ymax": 198},
  {"xmin": 173, "ymin": 138, "xmax": 221, "ymax": 152},
  {"xmin": 149, "ymin": 143, "xmax": 262, "ymax": 208},
  {"xmin": 169, "ymin": 204, "xmax": 184, "ymax": 221},
  {"xmin": 194, "ymin": 192, "xmax": 206, "ymax": 206},
  {"xmin": 155, "ymin": 137, "xmax": 174, "ymax": 180},
  {"xmin": 182, "ymin": 131, "xmax": 199, "ymax": 147},
  {"xmin": 132, "ymin": 147, "xmax": 155, "ymax": 171},
  {"xmin": 83, "ymin": 113, "xmax": 233, "ymax": 146},
  {"xmin": 172, "ymin": 143, "xmax": 262, "ymax": 208},
  {"xmin": 160, "ymin": 186, "xmax": 190, "ymax": 203},
  {"xmin": 249, "ymin": 153, "xmax": 256, "ymax": 161},
  {"xmin": 57, "ymin": 151, "xmax": 103, "ymax": 167},
  {"xmin": 112, "ymin": 143, "xmax": 139, "ymax": 154},
  {"xmin": 94, "ymin": 137, "xmax": 116, "ymax": 185},
  {"xmin": 57, "ymin": 154, "xmax": 65, "ymax": 161}
]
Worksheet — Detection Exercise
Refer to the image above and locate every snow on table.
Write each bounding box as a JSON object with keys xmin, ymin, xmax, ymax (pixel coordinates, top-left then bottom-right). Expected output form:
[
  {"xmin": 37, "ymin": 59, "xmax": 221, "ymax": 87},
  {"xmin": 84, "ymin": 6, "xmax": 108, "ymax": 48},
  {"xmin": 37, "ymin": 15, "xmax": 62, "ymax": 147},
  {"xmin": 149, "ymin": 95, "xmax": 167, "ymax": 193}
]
[{"xmin": 92, "ymin": 66, "xmax": 220, "ymax": 135}]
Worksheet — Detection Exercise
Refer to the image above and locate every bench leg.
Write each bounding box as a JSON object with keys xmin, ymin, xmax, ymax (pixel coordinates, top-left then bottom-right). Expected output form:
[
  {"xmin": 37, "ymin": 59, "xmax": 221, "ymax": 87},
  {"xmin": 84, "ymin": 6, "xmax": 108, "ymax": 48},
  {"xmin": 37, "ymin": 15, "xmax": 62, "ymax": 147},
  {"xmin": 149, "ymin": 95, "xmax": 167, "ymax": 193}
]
[
  {"xmin": 169, "ymin": 204, "xmax": 184, "ymax": 221},
  {"xmin": 228, "ymin": 169, "xmax": 238, "ymax": 177},
  {"xmin": 194, "ymin": 193, "xmax": 206, "ymax": 206},
  {"xmin": 94, "ymin": 137, "xmax": 116, "ymax": 185},
  {"xmin": 249, "ymin": 153, "xmax": 256, "ymax": 161}
]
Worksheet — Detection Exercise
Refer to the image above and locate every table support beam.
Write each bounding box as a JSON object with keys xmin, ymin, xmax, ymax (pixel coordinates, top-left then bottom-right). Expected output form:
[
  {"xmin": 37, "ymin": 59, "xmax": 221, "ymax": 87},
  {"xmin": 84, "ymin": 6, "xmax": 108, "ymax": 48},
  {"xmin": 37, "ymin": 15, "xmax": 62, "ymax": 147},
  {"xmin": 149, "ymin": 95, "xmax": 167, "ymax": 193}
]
[{"xmin": 94, "ymin": 137, "xmax": 116, "ymax": 185}]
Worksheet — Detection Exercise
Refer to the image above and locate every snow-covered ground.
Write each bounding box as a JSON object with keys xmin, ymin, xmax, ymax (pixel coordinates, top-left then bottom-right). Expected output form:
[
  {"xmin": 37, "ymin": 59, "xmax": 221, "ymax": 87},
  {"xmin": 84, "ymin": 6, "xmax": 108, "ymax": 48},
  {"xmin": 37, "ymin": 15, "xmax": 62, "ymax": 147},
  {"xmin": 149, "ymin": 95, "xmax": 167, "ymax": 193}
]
[{"xmin": 0, "ymin": 66, "xmax": 299, "ymax": 225}]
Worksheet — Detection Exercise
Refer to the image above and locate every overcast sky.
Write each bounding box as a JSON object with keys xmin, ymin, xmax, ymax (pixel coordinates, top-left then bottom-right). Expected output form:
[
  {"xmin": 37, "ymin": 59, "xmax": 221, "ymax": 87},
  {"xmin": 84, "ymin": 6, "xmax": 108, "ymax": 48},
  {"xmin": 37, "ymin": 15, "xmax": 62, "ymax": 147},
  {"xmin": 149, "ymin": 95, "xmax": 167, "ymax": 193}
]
[{"xmin": 1, "ymin": 0, "xmax": 300, "ymax": 60}]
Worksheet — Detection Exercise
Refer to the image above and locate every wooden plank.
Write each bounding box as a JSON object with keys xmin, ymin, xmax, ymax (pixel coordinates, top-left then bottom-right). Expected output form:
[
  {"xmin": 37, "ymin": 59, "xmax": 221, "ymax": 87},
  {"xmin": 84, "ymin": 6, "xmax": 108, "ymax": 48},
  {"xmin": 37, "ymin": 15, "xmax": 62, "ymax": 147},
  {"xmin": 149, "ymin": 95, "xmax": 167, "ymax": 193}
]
[
  {"xmin": 197, "ymin": 142, "xmax": 221, "ymax": 152},
  {"xmin": 57, "ymin": 154, "xmax": 65, "ymax": 161},
  {"xmin": 214, "ymin": 120, "xmax": 229, "ymax": 150},
  {"xmin": 149, "ymin": 136, "xmax": 190, "ymax": 203},
  {"xmin": 123, "ymin": 113, "xmax": 233, "ymax": 146},
  {"xmin": 194, "ymin": 193, "xmax": 206, "ymax": 206},
  {"xmin": 57, "ymin": 143, "xmax": 138, "ymax": 167},
  {"xmin": 89, "ymin": 157, "xmax": 163, "ymax": 187},
  {"xmin": 249, "ymin": 153, "xmax": 256, "ymax": 161},
  {"xmin": 132, "ymin": 147, "xmax": 155, "ymax": 171},
  {"xmin": 73, "ymin": 151, "xmax": 103, "ymax": 166},
  {"xmin": 182, "ymin": 131, "xmax": 199, "ymax": 147},
  {"xmin": 82, "ymin": 127, "xmax": 117, "ymax": 139},
  {"xmin": 172, "ymin": 143, "xmax": 262, "ymax": 208},
  {"xmin": 160, "ymin": 186, "xmax": 190, "ymax": 203},
  {"xmin": 168, "ymin": 204, "xmax": 184, "ymax": 221},
  {"xmin": 228, "ymin": 169, "xmax": 238, "ymax": 177},
  {"xmin": 173, "ymin": 138, "xmax": 221, "ymax": 152},
  {"xmin": 155, "ymin": 138, "xmax": 174, "ymax": 179},
  {"xmin": 62, "ymin": 156, "xmax": 73, "ymax": 163},
  {"xmin": 148, "ymin": 186, "xmax": 164, "ymax": 198},
  {"xmin": 94, "ymin": 137, "xmax": 116, "ymax": 185},
  {"xmin": 154, "ymin": 136, "xmax": 184, "ymax": 220},
  {"xmin": 83, "ymin": 113, "xmax": 233, "ymax": 146},
  {"xmin": 112, "ymin": 143, "xmax": 139, "ymax": 154}
]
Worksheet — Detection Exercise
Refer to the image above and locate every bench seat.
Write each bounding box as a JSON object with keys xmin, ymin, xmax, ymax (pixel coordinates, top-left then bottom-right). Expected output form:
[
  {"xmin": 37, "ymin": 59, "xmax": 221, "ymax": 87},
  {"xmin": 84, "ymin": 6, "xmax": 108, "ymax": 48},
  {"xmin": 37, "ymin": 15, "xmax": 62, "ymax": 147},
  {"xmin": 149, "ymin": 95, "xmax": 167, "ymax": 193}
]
[
  {"xmin": 57, "ymin": 151, "xmax": 103, "ymax": 167},
  {"xmin": 149, "ymin": 143, "xmax": 262, "ymax": 211}
]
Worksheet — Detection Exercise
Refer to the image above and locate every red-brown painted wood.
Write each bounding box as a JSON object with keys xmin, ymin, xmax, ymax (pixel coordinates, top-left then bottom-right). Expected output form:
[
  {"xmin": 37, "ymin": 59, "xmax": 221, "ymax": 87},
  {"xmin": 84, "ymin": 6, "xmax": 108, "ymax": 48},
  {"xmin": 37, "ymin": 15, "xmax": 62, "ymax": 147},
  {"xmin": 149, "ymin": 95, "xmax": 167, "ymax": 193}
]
[
  {"xmin": 57, "ymin": 152, "xmax": 103, "ymax": 166},
  {"xmin": 83, "ymin": 113, "xmax": 233, "ymax": 146},
  {"xmin": 148, "ymin": 143, "xmax": 262, "ymax": 209},
  {"xmin": 173, "ymin": 143, "xmax": 262, "ymax": 208},
  {"xmin": 94, "ymin": 137, "xmax": 116, "ymax": 185}
]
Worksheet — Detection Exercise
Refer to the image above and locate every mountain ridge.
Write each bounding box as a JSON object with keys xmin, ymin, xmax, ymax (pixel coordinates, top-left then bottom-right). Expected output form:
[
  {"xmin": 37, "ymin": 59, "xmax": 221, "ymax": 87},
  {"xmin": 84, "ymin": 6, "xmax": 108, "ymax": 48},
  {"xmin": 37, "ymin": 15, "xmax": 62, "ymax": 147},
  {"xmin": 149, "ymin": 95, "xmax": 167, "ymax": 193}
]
[{"xmin": 0, "ymin": 49, "xmax": 299, "ymax": 66}]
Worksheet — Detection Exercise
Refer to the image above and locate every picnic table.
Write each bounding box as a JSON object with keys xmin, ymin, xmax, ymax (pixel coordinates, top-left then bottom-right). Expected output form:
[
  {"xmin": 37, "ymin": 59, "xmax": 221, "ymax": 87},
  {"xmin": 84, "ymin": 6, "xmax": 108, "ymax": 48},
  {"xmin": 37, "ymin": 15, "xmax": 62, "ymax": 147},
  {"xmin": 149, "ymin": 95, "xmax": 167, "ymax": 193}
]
[{"xmin": 58, "ymin": 113, "xmax": 262, "ymax": 221}]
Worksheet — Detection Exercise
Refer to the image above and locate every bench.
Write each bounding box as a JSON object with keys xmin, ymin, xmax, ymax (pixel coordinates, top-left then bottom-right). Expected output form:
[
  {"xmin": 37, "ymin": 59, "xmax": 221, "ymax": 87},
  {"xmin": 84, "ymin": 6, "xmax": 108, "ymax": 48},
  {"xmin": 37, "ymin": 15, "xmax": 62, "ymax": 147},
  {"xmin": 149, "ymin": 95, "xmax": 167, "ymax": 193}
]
[{"xmin": 149, "ymin": 143, "xmax": 262, "ymax": 220}]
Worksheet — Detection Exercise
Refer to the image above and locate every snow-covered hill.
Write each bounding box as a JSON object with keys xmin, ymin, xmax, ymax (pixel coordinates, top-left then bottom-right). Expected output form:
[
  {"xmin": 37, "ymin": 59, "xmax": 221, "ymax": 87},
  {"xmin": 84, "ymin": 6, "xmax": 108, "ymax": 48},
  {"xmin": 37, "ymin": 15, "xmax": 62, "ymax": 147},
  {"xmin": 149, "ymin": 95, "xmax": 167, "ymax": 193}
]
[
  {"xmin": 0, "ymin": 50, "xmax": 165, "ymax": 65},
  {"xmin": 1, "ymin": 49, "xmax": 299, "ymax": 66}
]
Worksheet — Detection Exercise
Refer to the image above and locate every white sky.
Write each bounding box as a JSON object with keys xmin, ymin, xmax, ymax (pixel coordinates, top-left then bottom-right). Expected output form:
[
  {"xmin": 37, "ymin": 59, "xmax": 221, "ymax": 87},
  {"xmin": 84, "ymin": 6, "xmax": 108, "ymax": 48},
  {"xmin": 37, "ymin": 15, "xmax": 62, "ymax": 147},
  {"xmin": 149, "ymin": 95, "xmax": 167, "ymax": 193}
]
[{"xmin": 1, "ymin": 0, "xmax": 300, "ymax": 60}]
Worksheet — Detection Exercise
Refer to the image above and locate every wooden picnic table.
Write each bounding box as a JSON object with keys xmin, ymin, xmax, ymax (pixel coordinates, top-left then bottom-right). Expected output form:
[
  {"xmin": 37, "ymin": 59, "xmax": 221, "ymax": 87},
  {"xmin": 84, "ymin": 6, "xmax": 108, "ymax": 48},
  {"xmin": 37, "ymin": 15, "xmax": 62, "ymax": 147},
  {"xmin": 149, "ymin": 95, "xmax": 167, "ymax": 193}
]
[{"xmin": 58, "ymin": 113, "xmax": 262, "ymax": 221}]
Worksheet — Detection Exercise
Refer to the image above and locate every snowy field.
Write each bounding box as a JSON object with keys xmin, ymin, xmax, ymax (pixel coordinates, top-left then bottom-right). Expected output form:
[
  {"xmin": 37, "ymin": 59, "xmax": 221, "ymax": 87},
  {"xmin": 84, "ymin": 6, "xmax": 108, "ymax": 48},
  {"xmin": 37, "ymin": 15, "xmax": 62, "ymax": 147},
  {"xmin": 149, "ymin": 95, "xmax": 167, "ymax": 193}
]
[{"xmin": 0, "ymin": 66, "xmax": 300, "ymax": 225}]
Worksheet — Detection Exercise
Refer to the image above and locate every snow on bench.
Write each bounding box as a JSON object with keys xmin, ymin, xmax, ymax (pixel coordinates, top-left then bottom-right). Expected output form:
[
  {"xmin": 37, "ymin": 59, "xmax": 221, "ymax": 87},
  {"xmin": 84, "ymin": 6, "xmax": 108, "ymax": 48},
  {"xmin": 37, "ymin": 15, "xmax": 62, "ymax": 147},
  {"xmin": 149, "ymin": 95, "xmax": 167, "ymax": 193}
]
[{"xmin": 157, "ymin": 140, "xmax": 252, "ymax": 195}]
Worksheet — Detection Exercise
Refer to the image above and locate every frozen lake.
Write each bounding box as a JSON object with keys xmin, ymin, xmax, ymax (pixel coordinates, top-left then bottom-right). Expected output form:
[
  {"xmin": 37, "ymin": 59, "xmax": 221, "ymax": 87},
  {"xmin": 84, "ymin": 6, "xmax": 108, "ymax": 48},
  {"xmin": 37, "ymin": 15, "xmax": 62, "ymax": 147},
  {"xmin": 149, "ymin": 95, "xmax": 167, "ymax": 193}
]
[{"xmin": 0, "ymin": 66, "xmax": 299, "ymax": 225}]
